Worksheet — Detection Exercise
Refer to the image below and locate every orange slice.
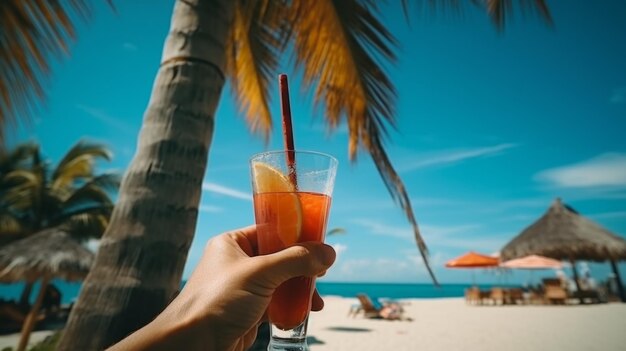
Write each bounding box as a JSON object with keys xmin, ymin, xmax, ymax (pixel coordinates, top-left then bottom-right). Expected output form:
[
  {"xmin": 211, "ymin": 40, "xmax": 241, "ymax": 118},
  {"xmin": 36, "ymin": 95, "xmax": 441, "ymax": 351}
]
[{"xmin": 252, "ymin": 162, "xmax": 302, "ymax": 245}]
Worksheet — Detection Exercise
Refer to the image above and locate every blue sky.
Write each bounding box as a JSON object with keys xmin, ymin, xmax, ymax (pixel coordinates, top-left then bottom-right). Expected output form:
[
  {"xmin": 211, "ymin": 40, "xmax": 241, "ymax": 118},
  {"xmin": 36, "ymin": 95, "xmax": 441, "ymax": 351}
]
[{"xmin": 11, "ymin": 0, "xmax": 626, "ymax": 284}]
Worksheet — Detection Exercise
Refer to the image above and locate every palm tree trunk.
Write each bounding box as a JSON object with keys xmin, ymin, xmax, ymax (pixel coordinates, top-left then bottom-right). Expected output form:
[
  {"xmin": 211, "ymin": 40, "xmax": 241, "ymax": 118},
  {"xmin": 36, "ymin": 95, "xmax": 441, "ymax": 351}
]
[
  {"xmin": 570, "ymin": 259, "xmax": 584, "ymax": 304},
  {"xmin": 17, "ymin": 277, "xmax": 50, "ymax": 351},
  {"xmin": 610, "ymin": 259, "xmax": 625, "ymax": 303},
  {"xmin": 57, "ymin": 1, "xmax": 235, "ymax": 350}
]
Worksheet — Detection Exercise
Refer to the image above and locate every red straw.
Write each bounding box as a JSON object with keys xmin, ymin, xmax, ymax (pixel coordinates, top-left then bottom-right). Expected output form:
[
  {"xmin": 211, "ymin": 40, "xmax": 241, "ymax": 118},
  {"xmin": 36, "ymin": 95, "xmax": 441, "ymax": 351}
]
[{"xmin": 279, "ymin": 74, "xmax": 297, "ymax": 188}]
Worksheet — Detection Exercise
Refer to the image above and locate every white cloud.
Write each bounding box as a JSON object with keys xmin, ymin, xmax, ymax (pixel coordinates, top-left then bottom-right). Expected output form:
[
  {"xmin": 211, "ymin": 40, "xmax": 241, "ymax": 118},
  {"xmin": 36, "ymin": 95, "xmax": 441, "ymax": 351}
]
[
  {"xmin": 123, "ymin": 42, "xmax": 138, "ymax": 51},
  {"xmin": 327, "ymin": 257, "xmax": 427, "ymax": 283},
  {"xmin": 610, "ymin": 86, "xmax": 626, "ymax": 104},
  {"xmin": 398, "ymin": 143, "xmax": 518, "ymax": 172},
  {"xmin": 202, "ymin": 181, "xmax": 251, "ymax": 201},
  {"xmin": 351, "ymin": 218, "xmax": 480, "ymax": 241},
  {"xmin": 76, "ymin": 104, "xmax": 134, "ymax": 133},
  {"xmin": 535, "ymin": 153, "xmax": 626, "ymax": 188},
  {"xmin": 331, "ymin": 243, "xmax": 348, "ymax": 258},
  {"xmin": 199, "ymin": 205, "xmax": 222, "ymax": 213},
  {"xmin": 350, "ymin": 218, "xmax": 507, "ymax": 254}
]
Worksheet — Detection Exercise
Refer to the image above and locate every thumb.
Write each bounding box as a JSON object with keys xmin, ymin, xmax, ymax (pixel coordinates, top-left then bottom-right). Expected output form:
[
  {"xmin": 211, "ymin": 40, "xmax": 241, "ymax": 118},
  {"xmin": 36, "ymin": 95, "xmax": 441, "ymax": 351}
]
[{"xmin": 256, "ymin": 243, "xmax": 336, "ymax": 287}]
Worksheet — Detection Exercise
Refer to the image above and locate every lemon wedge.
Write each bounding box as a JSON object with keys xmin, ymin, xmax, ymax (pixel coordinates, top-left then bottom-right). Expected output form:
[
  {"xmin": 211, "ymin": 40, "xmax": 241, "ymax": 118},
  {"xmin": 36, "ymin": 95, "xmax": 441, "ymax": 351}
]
[{"xmin": 252, "ymin": 162, "xmax": 302, "ymax": 245}]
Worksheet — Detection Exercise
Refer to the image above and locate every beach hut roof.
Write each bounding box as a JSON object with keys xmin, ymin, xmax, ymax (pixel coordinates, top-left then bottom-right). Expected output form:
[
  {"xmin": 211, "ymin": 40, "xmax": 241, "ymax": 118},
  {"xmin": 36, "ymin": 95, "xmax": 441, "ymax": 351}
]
[
  {"xmin": 500, "ymin": 198, "xmax": 626, "ymax": 262},
  {"xmin": 0, "ymin": 228, "xmax": 94, "ymax": 283}
]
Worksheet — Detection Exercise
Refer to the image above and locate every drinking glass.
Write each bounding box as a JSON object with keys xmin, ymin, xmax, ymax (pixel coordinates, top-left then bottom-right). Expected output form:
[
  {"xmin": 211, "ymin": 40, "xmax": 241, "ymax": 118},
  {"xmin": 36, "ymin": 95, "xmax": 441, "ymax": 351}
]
[{"xmin": 250, "ymin": 150, "xmax": 338, "ymax": 351}]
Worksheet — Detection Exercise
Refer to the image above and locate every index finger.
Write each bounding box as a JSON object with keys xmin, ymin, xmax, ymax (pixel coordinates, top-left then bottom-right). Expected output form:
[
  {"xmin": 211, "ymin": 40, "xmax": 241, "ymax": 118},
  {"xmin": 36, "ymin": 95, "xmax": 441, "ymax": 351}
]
[{"xmin": 227, "ymin": 225, "xmax": 259, "ymax": 256}]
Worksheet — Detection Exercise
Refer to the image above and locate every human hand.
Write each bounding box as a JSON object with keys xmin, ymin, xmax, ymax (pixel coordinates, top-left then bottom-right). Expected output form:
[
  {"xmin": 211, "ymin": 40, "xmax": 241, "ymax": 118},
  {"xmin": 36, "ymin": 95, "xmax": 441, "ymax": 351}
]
[{"xmin": 110, "ymin": 225, "xmax": 336, "ymax": 351}]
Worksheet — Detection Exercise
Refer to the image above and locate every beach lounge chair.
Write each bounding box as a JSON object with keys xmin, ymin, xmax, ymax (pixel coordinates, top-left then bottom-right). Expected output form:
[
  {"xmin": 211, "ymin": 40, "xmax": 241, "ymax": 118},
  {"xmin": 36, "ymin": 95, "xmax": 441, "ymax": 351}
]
[
  {"xmin": 505, "ymin": 288, "xmax": 524, "ymax": 305},
  {"xmin": 542, "ymin": 278, "xmax": 568, "ymax": 304},
  {"xmin": 491, "ymin": 287, "xmax": 505, "ymax": 305},
  {"xmin": 355, "ymin": 294, "xmax": 408, "ymax": 320},
  {"xmin": 465, "ymin": 287, "xmax": 481, "ymax": 305},
  {"xmin": 355, "ymin": 294, "xmax": 383, "ymax": 318}
]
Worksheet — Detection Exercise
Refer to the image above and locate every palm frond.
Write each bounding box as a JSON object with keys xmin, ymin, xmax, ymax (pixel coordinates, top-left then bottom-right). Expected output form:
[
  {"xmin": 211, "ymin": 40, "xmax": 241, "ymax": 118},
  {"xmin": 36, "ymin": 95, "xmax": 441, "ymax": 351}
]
[
  {"xmin": 226, "ymin": 0, "xmax": 287, "ymax": 140},
  {"xmin": 327, "ymin": 227, "xmax": 347, "ymax": 236},
  {"xmin": 404, "ymin": 0, "xmax": 552, "ymax": 29},
  {"xmin": 0, "ymin": 142, "xmax": 37, "ymax": 174},
  {"xmin": 288, "ymin": 0, "xmax": 437, "ymax": 283},
  {"xmin": 61, "ymin": 212, "xmax": 110, "ymax": 242},
  {"xmin": 0, "ymin": 212, "xmax": 22, "ymax": 235},
  {"xmin": 52, "ymin": 141, "xmax": 112, "ymax": 191},
  {"xmin": 62, "ymin": 173, "xmax": 119, "ymax": 211},
  {"xmin": 3, "ymin": 168, "xmax": 40, "ymax": 203},
  {"xmin": 0, "ymin": 0, "xmax": 92, "ymax": 144}
]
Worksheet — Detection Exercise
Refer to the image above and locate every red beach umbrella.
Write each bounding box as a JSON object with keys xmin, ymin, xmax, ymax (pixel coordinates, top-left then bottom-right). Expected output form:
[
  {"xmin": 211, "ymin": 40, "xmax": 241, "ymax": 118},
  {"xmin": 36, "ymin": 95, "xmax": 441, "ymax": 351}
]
[
  {"xmin": 445, "ymin": 251, "xmax": 500, "ymax": 268},
  {"xmin": 445, "ymin": 251, "xmax": 500, "ymax": 286}
]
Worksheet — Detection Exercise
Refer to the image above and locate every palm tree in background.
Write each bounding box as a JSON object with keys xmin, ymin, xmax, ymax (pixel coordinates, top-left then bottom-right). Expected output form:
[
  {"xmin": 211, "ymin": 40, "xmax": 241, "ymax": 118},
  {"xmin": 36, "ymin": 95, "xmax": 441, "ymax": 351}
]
[
  {"xmin": 1, "ymin": 1, "xmax": 551, "ymax": 349},
  {"xmin": 1, "ymin": 141, "xmax": 119, "ymax": 242},
  {"xmin": 0, "ymin": 141, "xmax": 120, "ymax": 306}
]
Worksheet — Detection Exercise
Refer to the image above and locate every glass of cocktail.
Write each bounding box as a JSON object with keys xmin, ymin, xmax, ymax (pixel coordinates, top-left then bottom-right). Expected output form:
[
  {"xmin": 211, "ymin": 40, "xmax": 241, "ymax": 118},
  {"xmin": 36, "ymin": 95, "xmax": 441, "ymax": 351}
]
[{"xmin": 250, "ymin": 150, "xmax": 337, "ymax": 351}]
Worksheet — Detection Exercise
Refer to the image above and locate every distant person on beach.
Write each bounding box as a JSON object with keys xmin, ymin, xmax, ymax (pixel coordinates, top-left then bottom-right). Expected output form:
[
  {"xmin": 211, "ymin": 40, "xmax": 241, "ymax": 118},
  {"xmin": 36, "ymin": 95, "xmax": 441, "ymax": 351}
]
[{"xmin": 108, "ymin": 225, "xmax": 336, "ymax": 351}]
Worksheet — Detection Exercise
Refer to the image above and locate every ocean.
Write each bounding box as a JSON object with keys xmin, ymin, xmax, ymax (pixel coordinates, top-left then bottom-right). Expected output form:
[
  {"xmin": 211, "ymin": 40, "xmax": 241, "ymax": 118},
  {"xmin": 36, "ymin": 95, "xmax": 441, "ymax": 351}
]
[{"xmin": 0, "ymin": 281, "xmax": 510, "ymax": 305}]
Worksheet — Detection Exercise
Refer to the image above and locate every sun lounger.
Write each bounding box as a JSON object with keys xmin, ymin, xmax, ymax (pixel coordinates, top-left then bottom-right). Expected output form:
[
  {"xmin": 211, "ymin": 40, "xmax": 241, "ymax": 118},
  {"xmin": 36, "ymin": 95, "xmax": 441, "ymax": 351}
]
[
  {"xmin": 465, "ymin": 287, "xmax": 482, "ymax": 305},
  {"xmin": 505, "ymin": 288, "xmax": 524, "ymax": 305},
  {"xmin": 542, "ymin": 278, "xmax": 568, "ymax": 304},
  {"xmin": 354, "ymin": 294, "xmax": 409, "ymax": 321}
]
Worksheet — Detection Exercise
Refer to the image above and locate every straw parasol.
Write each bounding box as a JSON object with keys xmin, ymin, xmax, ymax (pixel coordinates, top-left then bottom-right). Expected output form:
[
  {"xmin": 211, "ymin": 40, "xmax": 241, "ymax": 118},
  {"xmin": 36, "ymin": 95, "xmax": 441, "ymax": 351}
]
[
  {"xmin": 0, "ymin": 228, "xmax": 94, "ymax": 351},
  {"xmin": 500, "ymin": 198, "xmax": 626, "ymax": 302},
  {"xmin": 445, "ymin": 251, "xmax": 499, "ymax": 285}
]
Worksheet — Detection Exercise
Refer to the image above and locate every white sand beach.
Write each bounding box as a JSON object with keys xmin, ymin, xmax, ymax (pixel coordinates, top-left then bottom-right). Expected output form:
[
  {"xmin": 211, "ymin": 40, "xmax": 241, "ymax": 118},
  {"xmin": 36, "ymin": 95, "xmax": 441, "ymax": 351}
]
[
  {"xmin": 1, "ymin": 297, "xmax": 625, "ymax": 350},
  {"xmin": 307, "ymin": 297, "xmax": 626, "ymax": 351}
]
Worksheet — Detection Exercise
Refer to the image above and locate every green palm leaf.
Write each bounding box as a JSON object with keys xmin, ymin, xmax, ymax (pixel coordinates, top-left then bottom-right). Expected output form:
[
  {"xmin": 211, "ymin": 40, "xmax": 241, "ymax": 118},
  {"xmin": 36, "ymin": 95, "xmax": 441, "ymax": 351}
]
[
  {"xmin": 62, "ymin": 173, "xmax": 120, "ymax": 211},
  {"xmin": 0, "ymin": 142, "xmax": 37, "ymax": 174},
  {"xmin": 402, "ymin": 0, "xmax": 553, "ymax": 29},
  {"xmin": 0, "ymin": 141, "xmax": 117, "ymax": 242},
  {"xmin": 52, "ymin": 141, "xmax": 112, "ymax": 191},
  {"xmin": 61, "ymin": 211, "xmax": 111, "ymax": 242}
]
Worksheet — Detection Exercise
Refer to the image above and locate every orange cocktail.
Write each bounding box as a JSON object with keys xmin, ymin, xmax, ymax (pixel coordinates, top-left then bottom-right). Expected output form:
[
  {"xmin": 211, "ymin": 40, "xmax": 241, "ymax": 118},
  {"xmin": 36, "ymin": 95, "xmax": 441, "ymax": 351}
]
[
  {"xmin": 255, "ymin": 191, "xmax": 332, "ymax": 329},
  {"xmin": 250, "ymin": 150, "xmax": 337, "ymax": 348}
]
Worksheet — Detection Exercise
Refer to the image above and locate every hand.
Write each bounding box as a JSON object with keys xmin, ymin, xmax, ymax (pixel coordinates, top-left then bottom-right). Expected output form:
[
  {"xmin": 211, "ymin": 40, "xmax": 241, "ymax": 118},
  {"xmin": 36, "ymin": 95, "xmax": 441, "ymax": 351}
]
[{"xmin": 109, "ymin": 225, "xmax": 336, "ymax": 351}]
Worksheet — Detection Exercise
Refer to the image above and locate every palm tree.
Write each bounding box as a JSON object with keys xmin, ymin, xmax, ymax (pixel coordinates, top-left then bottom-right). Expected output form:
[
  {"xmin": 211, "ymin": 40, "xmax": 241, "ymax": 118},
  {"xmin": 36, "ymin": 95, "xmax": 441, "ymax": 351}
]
[
  {"xmin": 55, "ymin": 1, "xmax": 551, "ymax": 349},
  {"xmin": 1, "ymin": 141, "xmax": 119, "ymax": 242},
  {"xmin": 1, "ymin": 141, "xmax": 119, "ymax": 306}
]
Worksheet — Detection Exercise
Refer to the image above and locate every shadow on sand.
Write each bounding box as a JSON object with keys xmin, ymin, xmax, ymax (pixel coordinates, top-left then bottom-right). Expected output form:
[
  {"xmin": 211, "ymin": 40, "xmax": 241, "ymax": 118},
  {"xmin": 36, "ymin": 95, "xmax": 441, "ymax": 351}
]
[{"xmin": 325, "ymin": 326, "xmax": 371, "ymax": 333}]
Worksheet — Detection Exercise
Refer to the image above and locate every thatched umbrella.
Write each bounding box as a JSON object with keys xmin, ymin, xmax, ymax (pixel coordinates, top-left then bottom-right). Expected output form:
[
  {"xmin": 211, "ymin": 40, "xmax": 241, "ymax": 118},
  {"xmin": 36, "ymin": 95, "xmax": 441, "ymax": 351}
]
[
  {"xmin": 0, "ymin": 228, "xmax": 94, "ymax": 351},
  {"xmin": 501, "ymin": 198, "xmax": 626, "ymax": 302}
]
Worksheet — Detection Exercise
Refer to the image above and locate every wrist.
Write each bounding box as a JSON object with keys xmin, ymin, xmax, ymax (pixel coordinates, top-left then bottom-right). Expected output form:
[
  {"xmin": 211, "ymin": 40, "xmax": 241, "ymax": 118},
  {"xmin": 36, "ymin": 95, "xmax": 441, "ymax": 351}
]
[{"xmin": 151, "ymin": 300, "xmax": 218, "ymax": 351}]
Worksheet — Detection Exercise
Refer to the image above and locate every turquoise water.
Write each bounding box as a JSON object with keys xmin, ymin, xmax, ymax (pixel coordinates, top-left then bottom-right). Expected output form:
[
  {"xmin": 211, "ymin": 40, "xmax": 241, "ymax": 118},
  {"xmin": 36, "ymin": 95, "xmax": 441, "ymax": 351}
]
[
  {"xmin": 0, "ymin": 281, "xmax": 512, "ymax": 304},
  {"xmin": 316, "ymin": 282, "xmax": 509, "ymax": 299}
]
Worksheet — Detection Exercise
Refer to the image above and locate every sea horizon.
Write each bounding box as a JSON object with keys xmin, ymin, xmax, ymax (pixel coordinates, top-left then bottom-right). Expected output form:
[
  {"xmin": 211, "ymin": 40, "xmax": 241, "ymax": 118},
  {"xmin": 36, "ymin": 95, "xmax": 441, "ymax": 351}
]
[{"xmin": 0, "ymin": 280, "xmax": 519, "ymax": 305}]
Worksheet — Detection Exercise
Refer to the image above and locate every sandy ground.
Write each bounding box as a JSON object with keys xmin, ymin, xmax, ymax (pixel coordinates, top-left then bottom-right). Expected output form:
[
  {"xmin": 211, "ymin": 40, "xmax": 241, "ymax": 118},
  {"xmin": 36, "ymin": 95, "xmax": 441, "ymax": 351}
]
[
  {"xmin": 2, "ymin": 297, "xmax": 624, "ymax": 350},
  {"xmin": 0, "ymin": 330, "xmax": 55, "ymax": 350},
  {"xmin": 307, "ymin": 297, "xmax": 626, "ymax": 351}
]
